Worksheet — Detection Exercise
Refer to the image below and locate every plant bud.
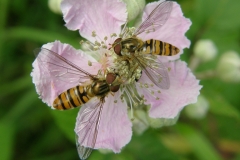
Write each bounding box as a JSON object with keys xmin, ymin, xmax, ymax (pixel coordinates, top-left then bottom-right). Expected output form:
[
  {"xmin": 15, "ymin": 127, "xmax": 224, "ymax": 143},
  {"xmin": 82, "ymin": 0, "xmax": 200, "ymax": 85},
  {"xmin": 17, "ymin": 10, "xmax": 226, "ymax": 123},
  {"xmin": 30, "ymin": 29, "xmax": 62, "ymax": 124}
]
[
  {"xmin": 123, "ymin": 0, "xmax": 146, "ymax": 21},
  {"xmin": 193, "ymin": 39, "xmax": 217, "ymax": 62},
  {"xmin": 185, "ymin": 95, "xmax": 209, "ymax": 119},
  {"xmin": 48, "ymin": 0, "xmax": 62, "ymax": 14},
  {"xmin": 147, "ymin": 114, "xmax": 179, "ymax": 128},
  {"xmin": 217, "ymin": 51, "xmax": 240, "ymax": 83}
]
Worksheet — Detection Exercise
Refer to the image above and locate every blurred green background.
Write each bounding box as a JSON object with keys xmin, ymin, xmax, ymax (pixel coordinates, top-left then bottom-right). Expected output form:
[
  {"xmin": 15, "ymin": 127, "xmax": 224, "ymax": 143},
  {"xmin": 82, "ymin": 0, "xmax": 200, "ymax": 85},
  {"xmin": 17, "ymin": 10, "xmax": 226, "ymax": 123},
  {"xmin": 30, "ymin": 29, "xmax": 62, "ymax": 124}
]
[{"xmin": 0, "ymin": 0, "xmax": 240, "ymax": 160}]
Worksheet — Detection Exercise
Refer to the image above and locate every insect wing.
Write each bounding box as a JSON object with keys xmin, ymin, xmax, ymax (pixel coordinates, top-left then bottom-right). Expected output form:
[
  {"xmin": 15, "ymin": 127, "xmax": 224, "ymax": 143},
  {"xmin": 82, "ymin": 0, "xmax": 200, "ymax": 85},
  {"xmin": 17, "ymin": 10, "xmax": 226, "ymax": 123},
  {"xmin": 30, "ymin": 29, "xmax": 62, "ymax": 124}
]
[
  {"xmin": 75, "ymin": 98, "xmax": 104, "ymax": 159},
  {"xmin": 134, "ymin": 54, "xmax": 170, "ymax": 89},
  {"xmin": 34, "ymin": 48, "xmax": 94, "ymax": 84},
  {"xmin": 75, "ymin": 134, "xmax": 93, "ymax": 160},
  {"xmin": 134, "ymin": 1, "xmax": 173, "ymax": 36}
]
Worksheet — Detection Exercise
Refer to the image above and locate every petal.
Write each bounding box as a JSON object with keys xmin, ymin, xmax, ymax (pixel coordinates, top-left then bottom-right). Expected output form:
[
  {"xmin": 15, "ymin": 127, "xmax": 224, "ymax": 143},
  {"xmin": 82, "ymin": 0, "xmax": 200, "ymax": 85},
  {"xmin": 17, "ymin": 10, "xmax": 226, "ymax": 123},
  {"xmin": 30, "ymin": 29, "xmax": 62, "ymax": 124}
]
[
  {"xmin": 61, "ymin": 0, "xmax": 127, "ymax": 45},
  {"xmin": 75, "ymin": 91, "xmax": 132, "ymax": 152},
  {"xmin": 31, "ymin": 40, "xmax": 100, "ymax": 107},
  {"xmin": 138, "ymin": 1, "xmax": 191, "ymax": 61},
  {"xmin": 136, "ymin": 60, "xmax": 201, "ymax": 118}
]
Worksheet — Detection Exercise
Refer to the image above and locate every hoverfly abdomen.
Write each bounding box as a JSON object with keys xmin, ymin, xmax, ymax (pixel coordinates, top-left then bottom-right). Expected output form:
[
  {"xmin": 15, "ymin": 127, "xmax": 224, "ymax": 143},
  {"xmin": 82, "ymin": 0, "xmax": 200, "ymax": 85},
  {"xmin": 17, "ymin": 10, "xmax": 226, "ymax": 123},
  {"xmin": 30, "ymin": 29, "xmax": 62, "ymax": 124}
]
[
  {"xmin": 53, "ymin": 85, "xmax": 94, "ymax": 110},
  {"xmin": 141, "ymin": 39, "xmax": 180, "ymax": 56}
]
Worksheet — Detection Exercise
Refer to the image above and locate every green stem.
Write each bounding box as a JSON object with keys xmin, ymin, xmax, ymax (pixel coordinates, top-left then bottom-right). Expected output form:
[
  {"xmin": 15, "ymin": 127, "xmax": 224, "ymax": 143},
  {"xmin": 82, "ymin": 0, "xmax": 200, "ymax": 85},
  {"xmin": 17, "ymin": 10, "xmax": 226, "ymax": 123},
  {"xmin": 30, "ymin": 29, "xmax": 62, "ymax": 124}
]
[
  {"xmin": 0, "ymin": 0, "xmax": 8, "ymax": 30},
  {"xmin": 0, "ymin": 0, "xmax": 9, "ymax": 59},
  {"xmin": 4, "ymin": 27, "xmax": 80, "ymax": 48},
  {"xmin": 195, "ymin": 70, "xmax": 217, "ymax": 80}
]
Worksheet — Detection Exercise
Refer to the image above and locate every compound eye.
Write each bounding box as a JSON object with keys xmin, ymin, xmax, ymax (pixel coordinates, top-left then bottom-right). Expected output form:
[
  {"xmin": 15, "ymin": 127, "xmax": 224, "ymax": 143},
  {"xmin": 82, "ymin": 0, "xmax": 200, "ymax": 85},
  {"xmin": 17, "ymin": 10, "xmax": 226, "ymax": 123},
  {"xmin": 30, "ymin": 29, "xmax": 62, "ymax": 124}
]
[
  {"xmin": 106, "ymin": 73, "xmax": 120, "ymax": 92},
  {"xmin": 113, "ymin": 38, "xmax": 122, "ymax": 56},
  {"xmin": 110, "ymin": 85, "xmax": 120, "ymax": 92},
  {"xmin": 106, "ymin": 73, "xmax": 116, "ymax": 84}
]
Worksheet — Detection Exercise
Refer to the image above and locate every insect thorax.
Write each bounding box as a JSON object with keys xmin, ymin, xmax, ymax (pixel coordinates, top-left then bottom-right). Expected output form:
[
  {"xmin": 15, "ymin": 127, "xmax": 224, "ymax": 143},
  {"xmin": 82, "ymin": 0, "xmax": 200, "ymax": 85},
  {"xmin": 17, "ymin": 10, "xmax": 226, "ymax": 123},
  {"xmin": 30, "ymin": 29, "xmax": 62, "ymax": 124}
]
[
  {"xmin": 91, "ymin": 80, "xmax": 110, "ymax": 96},
  {"xmin": 121, "ymin": 38, "xmax": 144, "ymax": 54}
]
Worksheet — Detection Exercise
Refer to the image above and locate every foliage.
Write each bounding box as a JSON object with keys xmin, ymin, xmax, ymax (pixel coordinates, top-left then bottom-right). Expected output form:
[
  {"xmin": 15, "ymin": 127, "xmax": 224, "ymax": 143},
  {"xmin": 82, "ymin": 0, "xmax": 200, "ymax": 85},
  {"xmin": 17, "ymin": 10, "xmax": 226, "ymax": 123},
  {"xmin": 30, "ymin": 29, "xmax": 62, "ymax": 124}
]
[{"xmin": 0, "ymin": 0, "xmax": 240, "ymax": 160}]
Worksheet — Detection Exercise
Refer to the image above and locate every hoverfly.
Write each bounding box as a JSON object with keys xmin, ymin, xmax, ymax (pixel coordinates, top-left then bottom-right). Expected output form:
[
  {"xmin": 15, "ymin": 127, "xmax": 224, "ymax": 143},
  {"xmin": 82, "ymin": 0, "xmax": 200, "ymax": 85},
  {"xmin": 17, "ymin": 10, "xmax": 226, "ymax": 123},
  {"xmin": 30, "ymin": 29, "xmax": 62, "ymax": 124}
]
[
  {"xmin": 35, "ymin": 48, "xmax": 120, "ymax": 160},
  {"xmin": 112, "ymin": 0, "xmax": 178, "ymax": 89}
]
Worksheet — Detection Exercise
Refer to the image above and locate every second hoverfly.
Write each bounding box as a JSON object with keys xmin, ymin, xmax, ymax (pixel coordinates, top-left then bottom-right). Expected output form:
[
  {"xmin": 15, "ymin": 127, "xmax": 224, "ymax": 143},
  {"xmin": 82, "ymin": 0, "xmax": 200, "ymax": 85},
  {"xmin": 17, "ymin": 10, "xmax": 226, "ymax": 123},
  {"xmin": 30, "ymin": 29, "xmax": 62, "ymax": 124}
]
[
  {"xmin": 113, "ymin": 0, "xmax": 179, "ymax": 56},
  {"xmin": 35, "ymin": 48, "xmax": 120, "ymax": 160},
  {"xmin": 111, "ymin": 0, "xmax": 178, "ymax": 90}
]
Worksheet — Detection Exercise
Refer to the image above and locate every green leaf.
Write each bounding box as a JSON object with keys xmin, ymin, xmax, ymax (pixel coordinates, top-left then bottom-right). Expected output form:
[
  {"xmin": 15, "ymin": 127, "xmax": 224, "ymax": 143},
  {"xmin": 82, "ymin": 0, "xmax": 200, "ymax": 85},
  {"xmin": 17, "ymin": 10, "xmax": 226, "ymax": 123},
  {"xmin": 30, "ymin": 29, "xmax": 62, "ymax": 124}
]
[
  {"xmin": 2, "ymin": 89, "xmax": 39, "ymax": 123},
  {"xmin": 0, "ymin": 122, "xmax": 15, "ymax": 160},
  {"xmin": 204, "ymin": 91, "xmax": 240, "ymax": 121},
  {"xmin": 0, "ymin": 76, "xmax": 32, "ymax": 97},
  {"xmin": 51, "ymin": 109, "xmax": 79, "ymax": 143},
  {"xmin": 186, "ymin": 0, "xmax": 240, "ymax": 57},
  {"xmin": 125, "ymin": 130, "xmax": 179, "ymax": 160},
  {"xmin": 176, "ymin": 123, "xmax": 222, "ymax": 160}
]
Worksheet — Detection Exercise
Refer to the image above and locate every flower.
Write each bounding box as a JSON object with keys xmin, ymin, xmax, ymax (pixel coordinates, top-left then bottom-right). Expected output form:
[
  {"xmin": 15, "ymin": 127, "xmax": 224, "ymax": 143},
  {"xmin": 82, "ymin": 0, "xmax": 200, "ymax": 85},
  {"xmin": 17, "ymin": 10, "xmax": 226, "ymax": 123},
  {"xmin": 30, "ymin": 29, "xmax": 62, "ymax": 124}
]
[{"xmin": 31, "ymin": 0, "xmax": 201, "ymax": 157}]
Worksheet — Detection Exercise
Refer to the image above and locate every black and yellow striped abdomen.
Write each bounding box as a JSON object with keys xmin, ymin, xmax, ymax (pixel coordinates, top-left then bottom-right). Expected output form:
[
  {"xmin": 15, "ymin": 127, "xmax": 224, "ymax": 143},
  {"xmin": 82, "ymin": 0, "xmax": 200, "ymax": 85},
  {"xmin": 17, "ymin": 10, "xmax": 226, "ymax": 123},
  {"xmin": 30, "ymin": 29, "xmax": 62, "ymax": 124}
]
[
  {"xmin": 141, "ymin": 39, "xmax": 179, "ymax": 56},
  {"xmin": 53, "ymin": 85, "xmax": 94, "ymax": 110}
]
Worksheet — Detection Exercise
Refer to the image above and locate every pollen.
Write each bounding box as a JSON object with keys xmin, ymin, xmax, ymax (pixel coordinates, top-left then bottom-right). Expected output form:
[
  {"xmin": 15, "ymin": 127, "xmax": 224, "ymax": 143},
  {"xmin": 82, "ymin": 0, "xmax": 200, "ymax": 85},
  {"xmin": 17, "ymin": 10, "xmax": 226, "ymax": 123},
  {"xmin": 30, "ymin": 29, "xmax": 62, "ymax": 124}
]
[
  {"xmin": 92, "ymin": 31, "xmax": 97, "ymax": 37},
  {"xmin": 144, "ymin": 83, "xmax": 149, "ymax": 88},
  {"xmin": 111, "ymin": 33, "xmax": 117, "ymax": 38},
  {"xmin": 88, "ymin": 61, "xmax": 92, "ymax": 66}
]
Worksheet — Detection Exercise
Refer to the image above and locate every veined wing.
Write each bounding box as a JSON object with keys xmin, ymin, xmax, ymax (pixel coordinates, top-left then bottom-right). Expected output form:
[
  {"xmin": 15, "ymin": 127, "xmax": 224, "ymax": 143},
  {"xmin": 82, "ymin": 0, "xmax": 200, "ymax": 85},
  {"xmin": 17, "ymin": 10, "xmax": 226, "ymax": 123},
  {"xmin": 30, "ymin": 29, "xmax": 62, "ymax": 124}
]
[
  {"xmin": 133, "ymin": 54, "xmax": 170, "ymax": 89},
  {"xmin": 34, "ymin": 48, "xmax": 95, "ymax": 84},
  {"xmin": 134, "ymin": 1, "xmax": 173, "ymax": 36},
  {"xmin": 75, "ymin": 98, "xmax": 104, "ymax": 160},
  {"xmin": 75, "ymin": 134, "xmax": 93, "ymax": 160}
]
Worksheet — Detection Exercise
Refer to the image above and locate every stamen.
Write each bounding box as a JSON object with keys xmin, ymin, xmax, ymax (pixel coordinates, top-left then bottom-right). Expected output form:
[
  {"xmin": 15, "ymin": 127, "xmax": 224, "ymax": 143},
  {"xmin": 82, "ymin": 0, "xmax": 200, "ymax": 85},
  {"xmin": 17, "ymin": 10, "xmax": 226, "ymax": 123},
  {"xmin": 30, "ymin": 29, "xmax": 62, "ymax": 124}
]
[
  {"xmin": 88, "ymin": 61, "xmax": 92, "ymax": 66},
  {"xmin": 142, "ymin": 83, "xmax": 161, "ymax": 102},
  {"xmin": 92, "ymin": 31, "xmax": 97, "ymax": 37},
  {"xmin": 110, "ymin": 33, "xmax": 117, "ymax": 38}
]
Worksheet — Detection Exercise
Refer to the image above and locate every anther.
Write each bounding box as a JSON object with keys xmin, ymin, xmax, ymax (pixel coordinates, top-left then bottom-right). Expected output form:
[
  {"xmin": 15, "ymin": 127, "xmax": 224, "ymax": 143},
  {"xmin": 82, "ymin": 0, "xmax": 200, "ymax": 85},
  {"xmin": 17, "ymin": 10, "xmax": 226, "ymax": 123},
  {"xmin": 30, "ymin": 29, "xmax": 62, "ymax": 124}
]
[
  {"xmin": 92, "ymin": 31, "xmax": 97, "ymax": 37},
  {"xmin": 111, "ymin": 33, "xmax": 117, "ymax": 37},
  {"xmin": 88, "ymin": 61, "xmax": 92, "ymax": 66}
]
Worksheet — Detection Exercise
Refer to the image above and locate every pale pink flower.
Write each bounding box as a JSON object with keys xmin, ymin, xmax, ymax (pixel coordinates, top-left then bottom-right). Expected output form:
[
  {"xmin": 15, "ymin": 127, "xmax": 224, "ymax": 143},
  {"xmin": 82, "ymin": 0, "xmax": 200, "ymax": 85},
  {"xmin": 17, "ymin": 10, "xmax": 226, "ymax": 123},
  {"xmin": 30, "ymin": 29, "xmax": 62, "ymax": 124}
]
[{"xmin": 31, "ymin": 0, "xmax": 201, "ymax": 157}]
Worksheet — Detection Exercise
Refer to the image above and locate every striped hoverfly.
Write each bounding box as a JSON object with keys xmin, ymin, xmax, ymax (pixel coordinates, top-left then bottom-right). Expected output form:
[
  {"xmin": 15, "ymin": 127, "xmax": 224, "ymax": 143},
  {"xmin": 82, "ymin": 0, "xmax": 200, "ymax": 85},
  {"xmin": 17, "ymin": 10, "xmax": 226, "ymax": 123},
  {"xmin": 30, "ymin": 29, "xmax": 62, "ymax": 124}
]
[
  {"xmin": 112, "ymin": 0, "xmax": 179, "ymax": 89},
  {"xmin": 35, "ymin": 48, "xmax": 121, "ymax": 160}
]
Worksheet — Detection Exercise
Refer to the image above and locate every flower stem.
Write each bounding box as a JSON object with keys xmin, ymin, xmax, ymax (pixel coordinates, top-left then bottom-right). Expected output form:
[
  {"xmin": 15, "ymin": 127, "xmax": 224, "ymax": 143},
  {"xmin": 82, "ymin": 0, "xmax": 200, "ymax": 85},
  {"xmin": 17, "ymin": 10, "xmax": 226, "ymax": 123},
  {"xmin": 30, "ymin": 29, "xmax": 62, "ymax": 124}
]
[
  {"xmin": 4, "ymin": 27, "xmax": 80, "ymax": 48},
  {"xmin": 0, "ymin": 0, "xmax": 9, "ymax": 60},
  {"xmin": 195, "ymin": 70, "xmax": 217, "ymax": 80},
  {"xmin": 189, "ymin": 55, "xmax": 201, "ymax": 71}
]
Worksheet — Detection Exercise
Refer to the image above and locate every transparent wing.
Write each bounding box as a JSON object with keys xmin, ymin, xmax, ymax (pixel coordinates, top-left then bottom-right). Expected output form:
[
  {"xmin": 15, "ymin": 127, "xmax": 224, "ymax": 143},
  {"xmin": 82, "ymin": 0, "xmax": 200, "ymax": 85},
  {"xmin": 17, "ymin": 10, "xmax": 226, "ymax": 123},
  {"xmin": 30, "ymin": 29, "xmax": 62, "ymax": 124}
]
[
  {"xmin": 134, "ymin": 1, "xmax": 173, "ymax": 36},
  {"xmin": 34, "ymin": 48, "xmax": 94, "ymax": 84},
  {"xmin": 75, "ymin": 134, "xmax": 93, "ymax": 160},
  {"xmin": 75, "ymin": 98, "xmax": 104, "ymax": 160},
  {"xmin": 133, "ymin": 54, "xmax": 170, "ymax": 89}
]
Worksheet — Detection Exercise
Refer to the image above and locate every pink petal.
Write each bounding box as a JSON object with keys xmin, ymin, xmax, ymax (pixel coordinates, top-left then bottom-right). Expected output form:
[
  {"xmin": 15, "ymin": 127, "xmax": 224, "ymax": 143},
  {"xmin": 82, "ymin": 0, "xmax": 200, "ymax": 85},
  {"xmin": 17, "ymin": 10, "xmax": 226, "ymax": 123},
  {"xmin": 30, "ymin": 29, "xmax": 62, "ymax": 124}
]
[
  {"xmin": 75, "ymin": 91, "xmax": 132, "ymax": 152},
  {"xmin": 136, "ymin": 60, "xmax": 201, "ymax": 118},
  {"xmin": 31, "ymin": 41, "xmax": 100, "ymax": 107},
  {"xmin": 61, "ymin": 0, "xmax": 127, "ymax": 45},
  {"xmin": 138, "ymin": 1, "xmax": 191, "ymax": 61}
]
